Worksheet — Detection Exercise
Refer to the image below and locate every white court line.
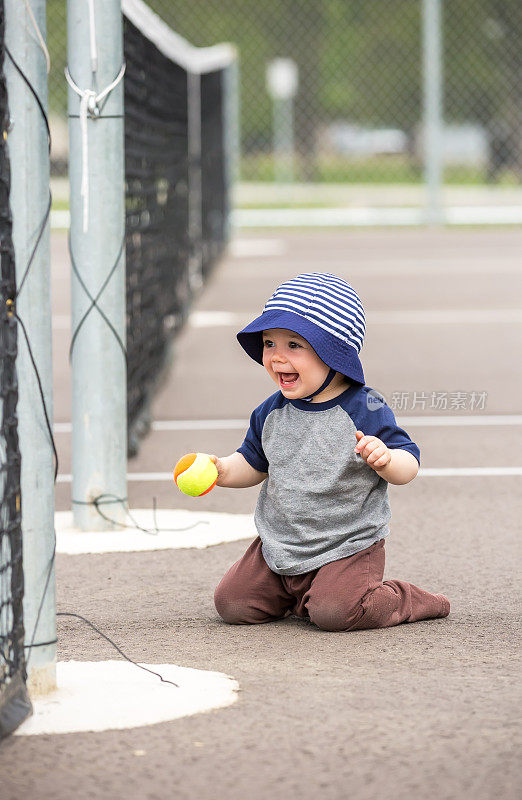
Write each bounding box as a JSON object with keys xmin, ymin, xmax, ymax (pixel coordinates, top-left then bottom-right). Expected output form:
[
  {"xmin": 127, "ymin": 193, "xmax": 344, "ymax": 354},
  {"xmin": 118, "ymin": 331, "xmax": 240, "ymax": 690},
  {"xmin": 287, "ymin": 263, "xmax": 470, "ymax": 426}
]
[
  {"xmin": 52, "ymin": 207, "xmax": 522, "ymax": 230},
  {"xmin": 190, "ymin": 310, "xmax": 240, "ymax": 327},
  {"xmin": 371, "ymin": 309, "xmax": 522, "ymax": 324},
  {"xmin": 152, "ymin": 418, "xmax": 249, "ymax": 430},
  {"xmin": 225, "ymin": 262, "xmax": 522, "ymax": 277},
  {"xmin": 189, "ymin": 309, "xmax": 522, "ymax": 327},
  {"xmin": 51, "ymin": 210, "xmax": 70, "ymax": 228},
  {"xmin": 56, "ymin": 472, "xmax": 174, "ymax": 483},
  {"xmin": 390, "ymin": 415, "xmax": 522, "ymax": 426},
  {"xmin": 55, "ymin": 466, "xmax": 522, "ymax": 483},
  {"xmin": 54, "ymin": 419, "xmax": 249, "ymax": 433},
  {"xmin": 53, "ymin": 415, "xmax": 522, "ymax": 434},
  {"xmin": 420, "ymin": 467, "xmax": 522, "ymax": 477},
  {"xmin": 229, "ymin": 238, "xmax": 286, "ymax": 257},
  {"xmin": 232, "ymin": 206, "xmax": 522, "ymax": 227},
  {"xmin": 52, "ymin": 314, "xmax": 70, "ymax": 330},
  {"xmin": 53, "ymin": 308, "xmax": 522, "ymax": 330}
]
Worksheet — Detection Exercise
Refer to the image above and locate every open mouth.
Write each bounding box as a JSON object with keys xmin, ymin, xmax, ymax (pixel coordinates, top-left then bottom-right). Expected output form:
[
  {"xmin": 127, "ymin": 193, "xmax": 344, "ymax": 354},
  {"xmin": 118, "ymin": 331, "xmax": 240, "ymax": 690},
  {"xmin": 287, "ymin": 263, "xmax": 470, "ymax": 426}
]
[{"xmin": 278, "ymin": 372, "xmax": 299, "ymax": 388}]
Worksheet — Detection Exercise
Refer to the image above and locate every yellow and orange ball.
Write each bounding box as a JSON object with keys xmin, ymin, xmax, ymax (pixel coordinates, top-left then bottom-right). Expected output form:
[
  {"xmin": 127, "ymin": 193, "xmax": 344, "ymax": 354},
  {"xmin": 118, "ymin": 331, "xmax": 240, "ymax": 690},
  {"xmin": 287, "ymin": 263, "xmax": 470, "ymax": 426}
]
[{"xmin": 173, "ymin": 453, "xmax": 218, "ymax": 497}]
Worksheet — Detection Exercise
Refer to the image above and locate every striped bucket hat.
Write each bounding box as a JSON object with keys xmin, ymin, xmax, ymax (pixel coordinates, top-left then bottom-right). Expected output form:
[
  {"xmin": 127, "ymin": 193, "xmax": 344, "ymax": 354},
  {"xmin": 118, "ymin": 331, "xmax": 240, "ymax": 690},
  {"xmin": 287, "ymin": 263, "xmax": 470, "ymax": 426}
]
[{"xmin": 237, "ymin": 272, "xmax": 366, "ymax": 386}]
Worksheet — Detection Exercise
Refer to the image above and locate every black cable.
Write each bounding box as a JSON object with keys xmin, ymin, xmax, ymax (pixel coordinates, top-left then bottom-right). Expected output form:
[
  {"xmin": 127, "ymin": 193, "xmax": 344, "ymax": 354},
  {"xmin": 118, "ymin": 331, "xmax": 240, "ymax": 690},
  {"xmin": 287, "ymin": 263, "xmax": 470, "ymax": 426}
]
[
  {"xmin": 68, "ymin": 230, "xmax": 127, "ymax": 364},
  {"xmin": 4, "ymin": 45, "xmax": 50, "ymax": 151},
  {"xmin": 24, "ymin": 542, "xmax": 55, "ymax": 669},
  {"xmin": 13, "ymin": 310, "xmax": 58, "ymax": 483},
  {"xmin": 65, "ymin": 62, "xmax": 128, "ymax": 366},
  {"xmin": 72, "ymin": 493, "xmax": 209, "ymax": 536},
  {"xmin": 68, "ymin": 114, "xmax": 123, "ymax": 119},
  {"xmin": 26, "ymin": 638, "xmax": 58, "ymax": 648},
  {"xmin": 56, "ymin": 613, "xmax": 179, "ymax": 688},
  {"xmin": 14, "ymin": 189, "xmax": 52, "ymax": 299}
]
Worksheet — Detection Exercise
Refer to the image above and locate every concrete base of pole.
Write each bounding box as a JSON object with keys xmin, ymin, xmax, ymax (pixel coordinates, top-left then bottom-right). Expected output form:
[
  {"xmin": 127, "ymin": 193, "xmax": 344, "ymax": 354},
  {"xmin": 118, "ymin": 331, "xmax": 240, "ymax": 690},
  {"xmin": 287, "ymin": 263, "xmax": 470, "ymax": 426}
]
[
  {"xmin": 27, "ymin": 660, "xmax": 57, "ymax": 697},
  {"xmin": 54, "ymin": 508, "xmax": 256, "ymax": 554},
  {"xmin": 16, "ymin": 661, "xmax": 239, "ymax": 735}
]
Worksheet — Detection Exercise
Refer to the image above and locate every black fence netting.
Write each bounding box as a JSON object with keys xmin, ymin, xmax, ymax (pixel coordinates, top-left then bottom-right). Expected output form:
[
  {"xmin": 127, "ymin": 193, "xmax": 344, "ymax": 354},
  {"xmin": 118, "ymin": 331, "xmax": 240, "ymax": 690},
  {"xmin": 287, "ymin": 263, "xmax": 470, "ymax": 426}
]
[
  {"xmin": 123, "ymin": 2, "xmax": 234, "ymax": 456},
  {"xmin": 0, "ymin": 0, "xmax": 32, "ymax": 739},
  {"xmin": 124, "ymin": 14, "xmax": 192, "ymax": 455}
]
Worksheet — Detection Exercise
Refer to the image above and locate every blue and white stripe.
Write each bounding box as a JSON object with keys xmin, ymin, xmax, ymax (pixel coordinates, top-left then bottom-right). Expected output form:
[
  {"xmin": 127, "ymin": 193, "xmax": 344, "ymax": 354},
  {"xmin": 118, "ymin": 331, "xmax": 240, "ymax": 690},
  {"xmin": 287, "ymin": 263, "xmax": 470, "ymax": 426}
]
[{"xmin": 263, "ymin": 273, "xmax": 366, "ymax": 352}]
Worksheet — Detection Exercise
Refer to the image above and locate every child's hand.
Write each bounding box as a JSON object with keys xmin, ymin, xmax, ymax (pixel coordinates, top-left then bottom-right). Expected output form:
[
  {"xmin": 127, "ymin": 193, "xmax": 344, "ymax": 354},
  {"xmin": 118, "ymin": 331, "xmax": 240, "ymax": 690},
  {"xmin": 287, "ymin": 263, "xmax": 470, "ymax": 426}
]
[
  {"xmin": 209, "ymin": 455, "xmax": 228, "ymax": 486},
  {"xmin": 354, "ymin": 431, "xmax": 391, "ymax": 472}
]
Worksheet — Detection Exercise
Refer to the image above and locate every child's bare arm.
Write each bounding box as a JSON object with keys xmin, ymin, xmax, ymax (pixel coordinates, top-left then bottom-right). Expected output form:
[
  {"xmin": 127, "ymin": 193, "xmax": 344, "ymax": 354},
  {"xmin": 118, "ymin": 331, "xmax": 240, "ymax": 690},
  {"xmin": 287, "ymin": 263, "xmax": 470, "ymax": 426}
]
[
  {"xmin": 354, "ymin": 431, "xmax": 419, "ymax": 485},
  {"xmin": 209, "ymin": 452, "xmax": 267, "ymax": 488},
  {"xmin": 373, "ymin": 448, "xmax": 419, "ymax": 485}
]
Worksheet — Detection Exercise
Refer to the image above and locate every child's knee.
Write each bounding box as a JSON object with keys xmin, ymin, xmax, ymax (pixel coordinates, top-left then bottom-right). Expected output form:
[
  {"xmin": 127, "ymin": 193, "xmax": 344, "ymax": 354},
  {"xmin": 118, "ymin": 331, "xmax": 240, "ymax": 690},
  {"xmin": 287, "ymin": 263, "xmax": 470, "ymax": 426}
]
[
  {"xmin": 214, "ymin": 583, "xmax": 249, "ymax": 624},
  {"xmin": 307, "ymin": 597, "xmax": 364, "ymax": 632}
]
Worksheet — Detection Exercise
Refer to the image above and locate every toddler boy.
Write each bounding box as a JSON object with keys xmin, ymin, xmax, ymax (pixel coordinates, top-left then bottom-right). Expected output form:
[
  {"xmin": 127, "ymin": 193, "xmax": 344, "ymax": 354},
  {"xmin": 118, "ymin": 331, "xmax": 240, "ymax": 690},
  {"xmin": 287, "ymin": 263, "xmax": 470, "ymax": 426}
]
[{"xmin": 212, "ymin": 273, "xmax": 450, "ymax": 632}]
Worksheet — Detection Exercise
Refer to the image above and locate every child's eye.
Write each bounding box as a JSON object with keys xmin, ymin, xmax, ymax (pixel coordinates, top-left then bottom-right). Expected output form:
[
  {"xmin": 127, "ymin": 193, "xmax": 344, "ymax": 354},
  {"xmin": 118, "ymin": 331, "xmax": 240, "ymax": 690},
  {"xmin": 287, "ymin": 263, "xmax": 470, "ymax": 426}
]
[
  {"xmin": 263, "ymin": 340, "xmax": 273, "ymax": 348},
  {"xmin": 289, "ymin": 341, "xmax": 302, "ymax": 348}
]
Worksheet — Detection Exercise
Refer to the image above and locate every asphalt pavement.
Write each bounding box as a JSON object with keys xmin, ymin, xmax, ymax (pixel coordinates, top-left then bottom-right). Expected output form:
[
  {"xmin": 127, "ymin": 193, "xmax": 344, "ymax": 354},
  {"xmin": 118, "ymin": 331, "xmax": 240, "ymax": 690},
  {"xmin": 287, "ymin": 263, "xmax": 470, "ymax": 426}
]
[{"xmin": 3, "ymin": 227, "xmax": 521, "ymax": 800}]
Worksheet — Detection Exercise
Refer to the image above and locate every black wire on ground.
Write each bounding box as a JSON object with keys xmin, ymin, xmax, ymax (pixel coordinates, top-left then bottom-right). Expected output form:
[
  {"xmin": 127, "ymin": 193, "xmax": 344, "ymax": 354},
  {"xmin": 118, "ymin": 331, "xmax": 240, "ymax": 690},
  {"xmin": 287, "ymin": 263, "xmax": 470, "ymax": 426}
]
[
  {"xmin": 56, "ymin": 613, "xmax": 179, "ymax": 688},
  {"xmin": 72, "ymin": 494, "xmax": 209, "ymax": 536}
]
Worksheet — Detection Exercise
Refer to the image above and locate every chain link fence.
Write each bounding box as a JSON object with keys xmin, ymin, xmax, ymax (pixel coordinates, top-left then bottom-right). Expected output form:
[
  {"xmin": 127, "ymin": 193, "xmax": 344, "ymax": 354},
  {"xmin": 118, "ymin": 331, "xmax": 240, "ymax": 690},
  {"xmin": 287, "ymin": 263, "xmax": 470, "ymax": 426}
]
[{"xmin": 48, "ymin": 0, "xmax": 522, "ymax": 212}]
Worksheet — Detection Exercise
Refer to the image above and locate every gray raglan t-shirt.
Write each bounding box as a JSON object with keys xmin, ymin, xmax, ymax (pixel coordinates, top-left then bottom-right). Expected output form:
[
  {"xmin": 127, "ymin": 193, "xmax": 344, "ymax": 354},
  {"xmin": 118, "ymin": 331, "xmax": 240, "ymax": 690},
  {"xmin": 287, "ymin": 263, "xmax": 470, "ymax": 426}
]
[{"xmin": 237, "ymin": 385, "xmax": 421, "ymax": 576}]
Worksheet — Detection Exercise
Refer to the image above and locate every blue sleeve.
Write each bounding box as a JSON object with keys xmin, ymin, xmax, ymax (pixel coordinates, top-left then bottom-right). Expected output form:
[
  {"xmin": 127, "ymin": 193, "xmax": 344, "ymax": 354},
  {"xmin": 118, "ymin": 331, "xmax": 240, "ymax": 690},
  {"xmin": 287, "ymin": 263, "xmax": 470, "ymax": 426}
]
[
  {"xmin": 237, "ymin": 406, "xmax": 269, "ymax": 473},
  {"xmin": 371, "ymin": 403, "xmax": 421, "ymax": 466},
  {"xmin": 351, "ymin": 389, "xmax": 421, "ymax": 466}
]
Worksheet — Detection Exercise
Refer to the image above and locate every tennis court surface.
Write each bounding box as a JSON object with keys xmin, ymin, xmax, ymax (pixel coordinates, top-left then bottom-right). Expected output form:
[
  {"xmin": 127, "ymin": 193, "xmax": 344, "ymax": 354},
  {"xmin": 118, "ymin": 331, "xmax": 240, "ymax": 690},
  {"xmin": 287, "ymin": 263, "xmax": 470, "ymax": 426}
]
[{"xmin": 3, "ymin": 227, "xmax": 521, "ymax": 799}]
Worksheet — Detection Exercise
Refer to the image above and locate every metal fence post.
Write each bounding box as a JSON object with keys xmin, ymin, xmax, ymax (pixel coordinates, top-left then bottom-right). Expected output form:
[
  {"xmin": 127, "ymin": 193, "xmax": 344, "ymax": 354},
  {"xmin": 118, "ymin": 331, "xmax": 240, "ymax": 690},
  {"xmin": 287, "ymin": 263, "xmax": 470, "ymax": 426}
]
[
  {"xmin": 422, "ymin": 0, "xmax": 444, "ymax": 224},
  {"xmin": 187, "ymin": 70, "xmax": 203, "ymax": 292},
  {"xmin": 67, "ymin": 0, "xmax": 127, "ymax": 530},
  {"xmin": 5, "ymin": 0, "xmax": 56, "ymax": 694},
  {"xmin": 223, "ymin": 54, "xmax": 240, "ymax": 240}
]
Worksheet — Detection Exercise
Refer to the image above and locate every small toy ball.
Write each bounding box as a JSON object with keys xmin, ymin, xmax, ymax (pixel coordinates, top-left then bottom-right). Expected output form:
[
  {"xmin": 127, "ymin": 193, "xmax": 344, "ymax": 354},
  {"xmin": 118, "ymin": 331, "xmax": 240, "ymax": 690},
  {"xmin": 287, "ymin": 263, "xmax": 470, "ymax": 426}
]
[{"xmin": 173, "ymin": 453, "xmax": 218, "ymax": 497}]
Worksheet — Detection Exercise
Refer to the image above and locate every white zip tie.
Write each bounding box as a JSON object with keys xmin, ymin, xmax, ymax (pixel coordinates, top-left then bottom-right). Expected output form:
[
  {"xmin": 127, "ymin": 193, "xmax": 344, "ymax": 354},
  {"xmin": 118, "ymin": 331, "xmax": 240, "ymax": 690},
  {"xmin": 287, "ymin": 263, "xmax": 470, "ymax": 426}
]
[
  {"xmin": 65, "ymin": 63, "xmax": 126, "ymax": 232},
  {"xmin": 24, "ymin": 0, "xmax": 50, "ymax": 74},
  {"xmin": 87, "ymin": 0, "xmax": 98, "ymax": 74}
]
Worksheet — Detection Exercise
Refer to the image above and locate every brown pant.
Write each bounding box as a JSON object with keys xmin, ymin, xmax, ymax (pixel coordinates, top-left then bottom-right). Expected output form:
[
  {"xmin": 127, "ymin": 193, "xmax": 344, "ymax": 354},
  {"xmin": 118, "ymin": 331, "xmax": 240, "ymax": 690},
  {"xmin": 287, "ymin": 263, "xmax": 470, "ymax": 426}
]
[{"xmin": 214, "ymin": 537, "xmax": 450, "ymax": 632}]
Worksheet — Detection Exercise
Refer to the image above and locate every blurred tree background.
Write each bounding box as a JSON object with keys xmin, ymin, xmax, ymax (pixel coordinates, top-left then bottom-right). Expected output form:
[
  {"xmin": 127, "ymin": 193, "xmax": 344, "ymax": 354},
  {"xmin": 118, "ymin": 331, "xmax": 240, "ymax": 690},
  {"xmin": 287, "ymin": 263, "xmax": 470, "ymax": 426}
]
[{"xmin": 47, "ymin": 0, "xmax": 522, "ymax": 183}]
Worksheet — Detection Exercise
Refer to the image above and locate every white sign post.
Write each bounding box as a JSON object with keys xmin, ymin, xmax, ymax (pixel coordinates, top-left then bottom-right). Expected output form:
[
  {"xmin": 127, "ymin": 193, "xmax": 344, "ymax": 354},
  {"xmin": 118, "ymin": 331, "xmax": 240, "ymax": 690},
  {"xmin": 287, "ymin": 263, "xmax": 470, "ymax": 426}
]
[{"xmin": 266, "ymin": 58, "xmax": 298, "ymax": 184}]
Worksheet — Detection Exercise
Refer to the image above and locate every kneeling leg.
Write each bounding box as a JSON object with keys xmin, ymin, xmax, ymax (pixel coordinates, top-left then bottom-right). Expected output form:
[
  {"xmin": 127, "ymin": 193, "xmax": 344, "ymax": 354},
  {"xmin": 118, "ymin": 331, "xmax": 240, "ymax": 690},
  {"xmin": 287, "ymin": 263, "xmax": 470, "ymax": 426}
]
[
  {"xmin": 214, "ymin": 537, "xmax": 294, "ymax": 624},
  {"xmin": 305, "ymin": 540, "xmax": 449, "ymax": 632}
]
